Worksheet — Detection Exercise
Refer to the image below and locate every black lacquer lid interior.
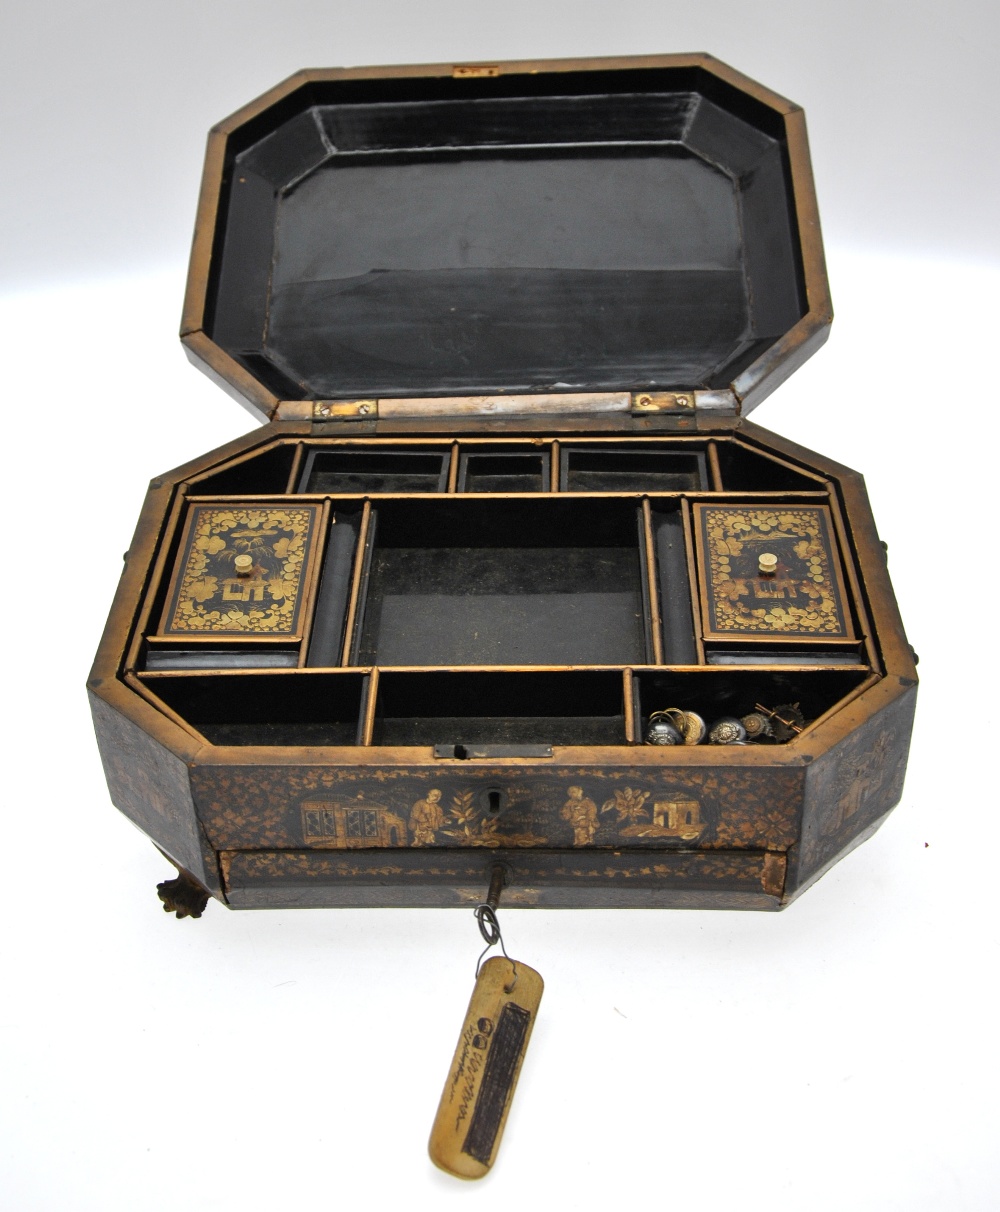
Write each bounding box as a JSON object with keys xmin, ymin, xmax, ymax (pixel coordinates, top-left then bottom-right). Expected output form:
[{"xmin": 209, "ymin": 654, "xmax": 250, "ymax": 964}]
[{"xmin": 207, "ymin": 67, "xmax": 806, "ymax": 401}]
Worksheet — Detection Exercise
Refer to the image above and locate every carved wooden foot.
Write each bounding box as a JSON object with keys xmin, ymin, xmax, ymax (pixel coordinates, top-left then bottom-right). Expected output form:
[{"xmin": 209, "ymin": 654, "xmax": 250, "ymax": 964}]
[{"xmin": 157, "ymin": 871, "xmax": 210, "ymax": 919}]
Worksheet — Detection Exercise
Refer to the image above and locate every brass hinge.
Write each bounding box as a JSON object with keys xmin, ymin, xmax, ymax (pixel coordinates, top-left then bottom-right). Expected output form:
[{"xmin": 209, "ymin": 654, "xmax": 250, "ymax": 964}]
[
  {"xmin": 271, "ymin": 400, "xmax": 377, "ymax": 421},
  {"xmin": 631, "ymin": 392, "xmax": 695, "ymax": 413},
  {"xmin": 632, "ymin": 390, "xmax": 738, "ymax": 414},
  {"xmin": 453, "ymin": 64, "xmax": 501, "ymax": 78},
  {"xmin": 314, "ymin": 399, "xmax": 377, "ymax": 421}
]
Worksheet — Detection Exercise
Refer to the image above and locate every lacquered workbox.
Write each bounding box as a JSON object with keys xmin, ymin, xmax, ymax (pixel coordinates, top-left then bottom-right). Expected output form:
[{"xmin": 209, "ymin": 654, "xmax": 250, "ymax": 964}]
[{"xmin": 89, "ymin": 55, "xmax": 916, "ymax": 917}]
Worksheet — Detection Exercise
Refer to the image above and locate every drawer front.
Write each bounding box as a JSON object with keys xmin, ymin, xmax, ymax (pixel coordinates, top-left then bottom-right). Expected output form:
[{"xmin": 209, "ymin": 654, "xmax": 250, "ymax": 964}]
[{"xmin": 220, "ymin": 847, "xmax": 786, "ymax": 910}]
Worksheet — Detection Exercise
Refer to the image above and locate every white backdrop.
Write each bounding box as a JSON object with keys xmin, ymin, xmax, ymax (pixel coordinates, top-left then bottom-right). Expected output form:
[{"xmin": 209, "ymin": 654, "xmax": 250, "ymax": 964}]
[{"xmin": 2, "ymin": 3, "xmax": 997, "ymax": 1209}]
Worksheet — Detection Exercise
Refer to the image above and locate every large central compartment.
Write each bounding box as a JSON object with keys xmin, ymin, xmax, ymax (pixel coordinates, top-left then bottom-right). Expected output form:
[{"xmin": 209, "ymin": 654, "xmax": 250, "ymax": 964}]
[{"xmin": 356, "ymin": 498, "xmax": 647, "ymax": 666}]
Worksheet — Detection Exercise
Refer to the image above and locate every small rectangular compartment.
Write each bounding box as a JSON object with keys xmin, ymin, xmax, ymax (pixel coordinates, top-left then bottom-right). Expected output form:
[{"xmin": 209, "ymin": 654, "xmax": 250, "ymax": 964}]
[
  {"xmin": 634, "ymin": 668, "xmax": 872, "ymax": 743},
  {"xmin": 306, "ymin": 507, "xmax": 364, "ymax": 666},
  {"xmin": 715, "ymin": 440, "xmax": 825, "ymax": 491},
  {"xmin": 356, "ymin": 499, "xmax": 647, "ymax": 666},
  {"xmin": 650, "ymin": 504, "xmax": 698, "ymax": 664},
  {"xmin": 187, "ymin": 443, "xmax": 299, "ymax": 495},
  {"xmin": 298, "ymin": 447, "xmax": 449, "ymax": 493},
  {"xmin": 143, "ymin": 671, "xmax": 367, "ymax": 746},
  {"xmin": 458, "ymin": 450, "xmax": 549, "ymax": 493},
  {"xmin": 373, "ymin": 670, "xmax": 626, "ymax": 746},
  {"xmin": 561, "ymin": 446, "xmax": 707, "ymax": 492}
]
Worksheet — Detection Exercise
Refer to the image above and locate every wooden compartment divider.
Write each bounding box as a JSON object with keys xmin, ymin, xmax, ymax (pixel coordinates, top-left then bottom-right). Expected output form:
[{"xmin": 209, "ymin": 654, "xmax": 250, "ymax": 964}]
[
  {"xmin": 360, "ymin": 668, "xmax": 379, "ymax": 745},
  {"xmin": 693, "ymin": 490, "xmax": 830, "ymax": 500},
  {"xmin": 707, "ymin": 440, "xmax": 723, "ymax": 491},
  {"xmin": 623, "ymin": 668, "xmax": 637, "ymax": 743},
  {"xmin": 641, "ymin": 498, "xmax": 665, "ymax": 664},
  {"xmin": 447, "ymin": 442, "xmax": 460, "ymax": 493},
  {"xmin": 285, "ymin": 441, "xmax": 306, "ymax": 494},
  {"xmin": 680, "ymin": 497, "xmax": 706, "ymax": 665},
  {"xmin": 344, "ymin": 501, "xmax": 373, "ymax": 673}
]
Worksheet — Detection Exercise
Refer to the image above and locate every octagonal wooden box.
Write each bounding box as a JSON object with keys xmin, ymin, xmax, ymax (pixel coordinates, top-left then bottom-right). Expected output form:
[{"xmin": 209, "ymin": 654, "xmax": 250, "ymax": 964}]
[{"xmin": 89, "ymin": 54, "xmax": 916, "ymax": 917}]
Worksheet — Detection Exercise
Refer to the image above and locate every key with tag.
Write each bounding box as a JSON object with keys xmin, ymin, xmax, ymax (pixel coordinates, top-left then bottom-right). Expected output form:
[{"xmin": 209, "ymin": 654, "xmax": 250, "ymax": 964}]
[{"xmin": 429, "ymin": 868, "xmax": 543, "ymax": 1179}]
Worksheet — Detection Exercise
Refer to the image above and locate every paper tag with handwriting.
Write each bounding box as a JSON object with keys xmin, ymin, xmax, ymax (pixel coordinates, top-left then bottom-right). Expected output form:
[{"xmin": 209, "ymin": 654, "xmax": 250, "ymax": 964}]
[{"xmin": 429, "ymin": 956, "xmax": 543, "ymax": 1179}]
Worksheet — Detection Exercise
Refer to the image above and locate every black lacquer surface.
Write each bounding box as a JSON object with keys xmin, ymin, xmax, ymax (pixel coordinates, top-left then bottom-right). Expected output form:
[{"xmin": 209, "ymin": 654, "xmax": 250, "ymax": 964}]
[
  {"xmin": 357, "ymin": 500, "xmax": 646, "ymax": 667},
  {"xmin": 207, "ymin": 74, "xmax": 804, "ymax": 399}
]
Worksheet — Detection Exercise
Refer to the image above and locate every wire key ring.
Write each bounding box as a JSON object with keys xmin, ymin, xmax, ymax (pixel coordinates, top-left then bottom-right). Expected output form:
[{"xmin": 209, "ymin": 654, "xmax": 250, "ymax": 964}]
[
  {"xmin": 474, "ymin": 903, "xmax": 510, "ymax": 972},
  {"xmin": 474, "ymin": 864, "xmax": 517, "ymax": 989}
]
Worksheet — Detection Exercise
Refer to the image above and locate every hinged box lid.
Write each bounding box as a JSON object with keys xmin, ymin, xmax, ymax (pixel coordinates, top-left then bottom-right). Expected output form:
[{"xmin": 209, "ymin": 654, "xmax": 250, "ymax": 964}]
[{"xmin": 182, "ymin": 54, "xmax": 831, "ymax": 425}]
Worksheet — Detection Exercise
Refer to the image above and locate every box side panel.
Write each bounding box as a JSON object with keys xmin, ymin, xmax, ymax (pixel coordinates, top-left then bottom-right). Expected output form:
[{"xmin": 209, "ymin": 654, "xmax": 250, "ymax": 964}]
[
  {"xmin": 786, "ymin": 682, "xmax": 917, "ymax": 898},
  {"xmin": 90, "ymin": 690, "xmax": 221, "ymax": 895},
  {"xmin": 190, "ymin": 762, "xmax": 804, "ymax": 855},
  {"xmin": 222, "ymin": 848, "xmax": 784, "ymax": 910}
]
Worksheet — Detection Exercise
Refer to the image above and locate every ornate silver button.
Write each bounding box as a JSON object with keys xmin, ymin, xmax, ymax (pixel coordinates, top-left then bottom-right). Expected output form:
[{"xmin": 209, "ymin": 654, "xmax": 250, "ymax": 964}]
[{"xmin": 708, "ymin": 717, "xmax": 747, "ymax": 745}]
